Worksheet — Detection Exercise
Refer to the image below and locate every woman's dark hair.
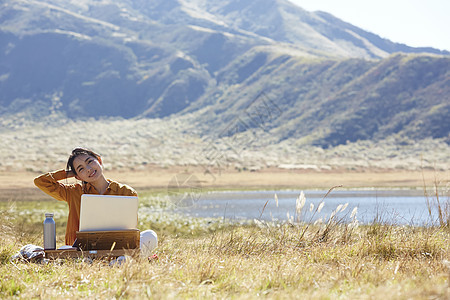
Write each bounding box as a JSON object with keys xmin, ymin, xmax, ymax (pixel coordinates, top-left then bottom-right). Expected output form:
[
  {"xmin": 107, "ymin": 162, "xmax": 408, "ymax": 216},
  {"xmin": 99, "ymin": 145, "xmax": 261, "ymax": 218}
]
[{"xmin": 66, "ymin": 147, "xmax": 102, "ymax": 175}]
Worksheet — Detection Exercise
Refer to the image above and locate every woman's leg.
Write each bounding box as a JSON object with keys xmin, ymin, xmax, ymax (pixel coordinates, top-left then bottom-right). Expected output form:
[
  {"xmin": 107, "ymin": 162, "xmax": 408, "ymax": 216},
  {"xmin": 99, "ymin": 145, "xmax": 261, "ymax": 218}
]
[{"xmin": 140, "ymin": 229, "xmax": 158, "ymax": 257}]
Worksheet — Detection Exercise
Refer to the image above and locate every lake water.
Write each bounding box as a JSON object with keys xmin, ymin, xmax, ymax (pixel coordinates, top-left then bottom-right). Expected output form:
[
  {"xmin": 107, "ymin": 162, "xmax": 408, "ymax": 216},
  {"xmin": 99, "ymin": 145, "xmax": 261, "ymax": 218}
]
[{"xmin": 173, "ymin": 189, "xmax": 444, "ymax": 226}]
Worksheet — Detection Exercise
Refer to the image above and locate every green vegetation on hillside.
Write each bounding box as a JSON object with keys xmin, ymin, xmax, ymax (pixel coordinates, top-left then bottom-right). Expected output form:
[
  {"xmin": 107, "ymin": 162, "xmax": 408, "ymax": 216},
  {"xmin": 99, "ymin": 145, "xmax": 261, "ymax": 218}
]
[{"xmin": 1, "ymin": 0, "xmax": 449, "ymax": 148}]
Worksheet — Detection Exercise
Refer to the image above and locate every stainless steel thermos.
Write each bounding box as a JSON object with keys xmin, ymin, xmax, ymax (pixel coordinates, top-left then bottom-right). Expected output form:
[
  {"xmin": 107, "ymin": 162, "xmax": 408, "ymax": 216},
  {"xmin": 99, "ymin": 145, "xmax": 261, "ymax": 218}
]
[{"xmin": 43, "ymin": 213, "xmax": 56, "ymax": 250}]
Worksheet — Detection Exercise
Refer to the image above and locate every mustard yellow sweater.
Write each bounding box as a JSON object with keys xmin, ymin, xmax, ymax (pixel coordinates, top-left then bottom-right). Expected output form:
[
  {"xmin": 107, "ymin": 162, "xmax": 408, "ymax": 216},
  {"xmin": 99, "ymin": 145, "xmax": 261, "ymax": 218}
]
[{"xmin": 34, "ymin": 170, "xmax": 137, "ymax": 245}]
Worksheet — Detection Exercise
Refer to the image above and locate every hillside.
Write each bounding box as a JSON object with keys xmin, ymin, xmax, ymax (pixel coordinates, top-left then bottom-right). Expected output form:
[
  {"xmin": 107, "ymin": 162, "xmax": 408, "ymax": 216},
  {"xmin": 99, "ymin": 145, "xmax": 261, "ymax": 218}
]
[
  {"xmin": 0, "ymin": 0, "xmax": 449, "ymax": 150},
  {"xmin": 194, "ymin": 52, "xmax": 450, "ymax": 146}
]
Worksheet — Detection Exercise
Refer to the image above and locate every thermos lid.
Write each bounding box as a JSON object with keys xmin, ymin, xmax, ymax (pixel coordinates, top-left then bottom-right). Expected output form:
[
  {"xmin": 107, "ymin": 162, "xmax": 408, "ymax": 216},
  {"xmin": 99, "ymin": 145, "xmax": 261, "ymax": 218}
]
[{"xmin": 45, "ymin": 213, "xmax": 54, "ymax": 217}]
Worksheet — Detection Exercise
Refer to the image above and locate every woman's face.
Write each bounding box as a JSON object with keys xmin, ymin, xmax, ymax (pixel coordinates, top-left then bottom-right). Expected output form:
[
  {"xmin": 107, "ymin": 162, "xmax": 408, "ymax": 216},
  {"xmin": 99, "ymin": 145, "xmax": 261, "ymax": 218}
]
[{"xmin": 73, "ymin": 154, "xmax": 103, "ymax": 182}]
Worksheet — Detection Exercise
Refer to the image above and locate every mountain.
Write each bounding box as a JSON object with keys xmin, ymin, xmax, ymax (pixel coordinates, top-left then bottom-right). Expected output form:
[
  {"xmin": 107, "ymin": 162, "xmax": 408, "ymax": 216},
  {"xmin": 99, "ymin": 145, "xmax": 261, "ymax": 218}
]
[
  {"xmin": 0, "ymin": 0, "xmax": 449, "ymax": 147},
  {"xmin": 188, "ymin": 52, "xmax": 449, "ymax": 147}
]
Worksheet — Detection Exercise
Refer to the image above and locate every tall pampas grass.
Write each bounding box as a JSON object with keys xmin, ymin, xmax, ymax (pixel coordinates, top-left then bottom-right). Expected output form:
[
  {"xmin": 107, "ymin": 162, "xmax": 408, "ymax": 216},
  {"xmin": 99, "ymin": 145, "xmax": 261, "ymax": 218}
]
[
  {"xmin": 297, "ymin": 185, "xmax": 343, "ymax": 243},
  {"xmin": 295, "ymin": 191, "xmax": 306, "ymax": 222}
]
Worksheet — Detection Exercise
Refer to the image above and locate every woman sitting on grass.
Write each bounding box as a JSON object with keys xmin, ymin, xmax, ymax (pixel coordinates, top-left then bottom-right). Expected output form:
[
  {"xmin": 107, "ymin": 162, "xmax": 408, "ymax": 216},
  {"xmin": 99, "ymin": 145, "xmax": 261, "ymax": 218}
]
[{"xmin": 34, "ymin": 147, "xmax": 157, "ymax": 257}]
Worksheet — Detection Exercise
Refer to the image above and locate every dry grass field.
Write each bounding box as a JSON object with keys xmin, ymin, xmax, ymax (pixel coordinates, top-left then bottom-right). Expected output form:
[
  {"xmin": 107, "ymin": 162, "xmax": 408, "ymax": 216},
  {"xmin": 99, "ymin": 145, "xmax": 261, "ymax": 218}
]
[
  {"xmin": 0, "ymin": 117, "xmax": 449, "ymax": 299},
  {"xmin": 1, "ymin": 167, "xmax": 449, "ymax": 299},
  {"xmin": 1, "ymin": 167, "xmax": 448, "ymax": 191},
  {"xmin": 1, "ymin": 192, "xmax": 449, "ymax": 299},
  {"xmin": 1, "ymin": 117, "xmax": 449, "ymax": 175}
]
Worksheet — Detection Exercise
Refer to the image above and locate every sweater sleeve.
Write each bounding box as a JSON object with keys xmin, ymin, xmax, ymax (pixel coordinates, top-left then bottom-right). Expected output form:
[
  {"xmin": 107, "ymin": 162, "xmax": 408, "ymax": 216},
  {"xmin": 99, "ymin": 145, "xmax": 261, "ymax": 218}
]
[
  {"xmin": 116, "ymin": 183, "xmax": 138, "ymax": 197},
  {"xmin": 105, "ymin": 180, "xmax": 138, "ymax": 197},
  {"xmin": 34, "ymin": 169, "xmax": 74, "ymax": 202}
]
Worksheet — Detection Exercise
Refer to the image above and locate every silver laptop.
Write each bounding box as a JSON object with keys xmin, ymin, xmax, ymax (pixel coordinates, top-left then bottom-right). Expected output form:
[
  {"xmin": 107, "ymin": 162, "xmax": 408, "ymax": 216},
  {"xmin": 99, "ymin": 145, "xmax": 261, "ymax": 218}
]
[{"xmin": 78, "ymin": 194, "xmax": 138, "ymax": 231}]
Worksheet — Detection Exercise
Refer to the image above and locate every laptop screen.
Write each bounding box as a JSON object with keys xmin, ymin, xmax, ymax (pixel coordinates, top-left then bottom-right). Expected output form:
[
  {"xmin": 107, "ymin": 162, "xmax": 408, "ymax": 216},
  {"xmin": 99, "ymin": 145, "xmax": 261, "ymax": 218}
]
[{"xmin": 78, "ymin": 194, "xmax": 138, "ymax": 231}]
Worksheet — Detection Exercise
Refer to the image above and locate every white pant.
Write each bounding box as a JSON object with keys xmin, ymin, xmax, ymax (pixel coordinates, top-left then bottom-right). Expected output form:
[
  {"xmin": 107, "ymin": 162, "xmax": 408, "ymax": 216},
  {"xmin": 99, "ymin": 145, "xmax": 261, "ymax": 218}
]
[{"xmin": 140, "ymin": 229, "xmax": 158, "ymax": 257}]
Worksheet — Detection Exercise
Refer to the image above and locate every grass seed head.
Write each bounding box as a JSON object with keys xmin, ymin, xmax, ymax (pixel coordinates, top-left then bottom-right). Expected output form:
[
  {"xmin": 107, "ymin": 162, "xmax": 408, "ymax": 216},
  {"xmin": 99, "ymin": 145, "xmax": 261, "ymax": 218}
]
[
  {"xmin": 341, "ymin": 203, "xmax": 348, "ymax": 212},
  {"xmin": 296, "ymin": 191, "xmax": 306, "ymax": 215},
  {"xmin": 317, "ymin": 202, "xmax": 325, "ymax": 213},
  {"xmin": 351, "ymin": 207, "xmax": 358, "ymax": 219}
]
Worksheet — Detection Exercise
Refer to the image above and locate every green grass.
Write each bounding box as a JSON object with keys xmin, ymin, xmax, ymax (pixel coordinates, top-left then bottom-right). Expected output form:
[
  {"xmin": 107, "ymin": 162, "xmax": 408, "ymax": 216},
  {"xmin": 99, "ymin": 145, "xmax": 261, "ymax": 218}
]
[{"xmin": 0, "ymin": 189, "xmax": 448, "ymax": 299}]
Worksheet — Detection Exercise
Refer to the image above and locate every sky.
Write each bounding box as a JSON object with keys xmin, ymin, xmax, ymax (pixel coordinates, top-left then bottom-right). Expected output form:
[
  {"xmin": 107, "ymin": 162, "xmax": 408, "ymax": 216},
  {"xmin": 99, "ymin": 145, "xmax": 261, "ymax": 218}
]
[{"xmin": 289, "ymin": 0, "xmax": 450, "ymax": 51}]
